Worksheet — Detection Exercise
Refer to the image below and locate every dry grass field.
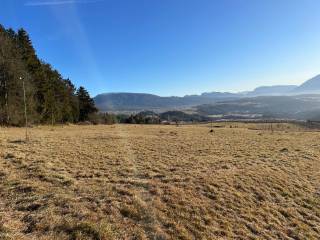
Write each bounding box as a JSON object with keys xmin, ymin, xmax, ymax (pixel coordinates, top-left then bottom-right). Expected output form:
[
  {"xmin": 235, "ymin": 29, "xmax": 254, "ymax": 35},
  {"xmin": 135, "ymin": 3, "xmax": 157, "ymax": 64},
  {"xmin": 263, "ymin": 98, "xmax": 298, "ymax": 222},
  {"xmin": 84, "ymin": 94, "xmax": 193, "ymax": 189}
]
[{"xmin": 0, "ymin": 123, "xmax": 319, "ymax": 239}]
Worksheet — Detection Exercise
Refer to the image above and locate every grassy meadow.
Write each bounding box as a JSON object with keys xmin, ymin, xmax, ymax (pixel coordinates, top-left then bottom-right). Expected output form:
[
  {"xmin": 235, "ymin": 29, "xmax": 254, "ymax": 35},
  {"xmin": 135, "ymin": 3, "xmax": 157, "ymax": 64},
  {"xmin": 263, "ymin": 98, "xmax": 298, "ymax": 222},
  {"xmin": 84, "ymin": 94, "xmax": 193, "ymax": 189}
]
[{"xmin": 0, "ymin": 123, "xmax": 319, "ymax": 239}]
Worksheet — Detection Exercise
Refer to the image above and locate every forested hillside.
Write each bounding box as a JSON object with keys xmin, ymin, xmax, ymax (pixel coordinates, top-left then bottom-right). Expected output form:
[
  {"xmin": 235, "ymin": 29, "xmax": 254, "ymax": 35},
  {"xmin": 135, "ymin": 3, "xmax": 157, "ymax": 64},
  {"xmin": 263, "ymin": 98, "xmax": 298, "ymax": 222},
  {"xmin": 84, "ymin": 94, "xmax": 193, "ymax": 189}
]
[{"xmin": 0, "ymin": 25, "xmax": 96, "ymax": 126}]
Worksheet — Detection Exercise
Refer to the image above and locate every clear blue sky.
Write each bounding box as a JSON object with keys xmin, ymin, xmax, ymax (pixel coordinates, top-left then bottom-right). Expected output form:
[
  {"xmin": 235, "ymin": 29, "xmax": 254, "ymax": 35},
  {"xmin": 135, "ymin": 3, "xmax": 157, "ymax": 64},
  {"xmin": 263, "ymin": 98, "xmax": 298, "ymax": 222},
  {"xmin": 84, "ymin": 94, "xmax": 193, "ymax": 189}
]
[{"xmin": 1, "ymin": 0, "xmax": 320, "ymax": 96}]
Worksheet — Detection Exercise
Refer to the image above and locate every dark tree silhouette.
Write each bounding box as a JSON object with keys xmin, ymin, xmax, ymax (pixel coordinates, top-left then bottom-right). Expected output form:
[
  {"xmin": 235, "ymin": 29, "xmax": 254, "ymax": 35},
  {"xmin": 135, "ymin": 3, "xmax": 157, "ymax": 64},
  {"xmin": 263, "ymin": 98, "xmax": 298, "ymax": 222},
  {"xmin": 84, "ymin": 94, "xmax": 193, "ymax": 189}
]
[
  {"xmin": 77, "ymin": 86, "xmax": 97, "ymax": 122},
  {"xmin": 0, "ymin": 24, "xmax": 97, "ymax": 125}
]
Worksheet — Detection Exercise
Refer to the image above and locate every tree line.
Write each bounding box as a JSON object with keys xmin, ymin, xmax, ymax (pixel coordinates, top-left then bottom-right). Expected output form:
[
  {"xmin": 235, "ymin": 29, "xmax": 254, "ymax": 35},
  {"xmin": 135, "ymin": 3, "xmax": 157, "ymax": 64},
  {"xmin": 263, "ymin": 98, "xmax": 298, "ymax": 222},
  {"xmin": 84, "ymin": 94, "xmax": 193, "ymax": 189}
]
[
  {"xmin": 116, "ymin": 110, "xmax": 211, "ymax": 124},
  {"xmin": 0, "ymin": 25, "xmax": 97, "ymax": 126}
]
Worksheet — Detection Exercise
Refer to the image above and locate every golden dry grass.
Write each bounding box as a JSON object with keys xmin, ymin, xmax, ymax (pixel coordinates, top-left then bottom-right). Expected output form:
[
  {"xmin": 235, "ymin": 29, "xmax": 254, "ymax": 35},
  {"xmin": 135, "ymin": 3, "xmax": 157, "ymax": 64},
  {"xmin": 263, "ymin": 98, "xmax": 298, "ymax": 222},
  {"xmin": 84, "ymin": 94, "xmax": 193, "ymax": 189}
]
[{"xmin": 0, "ymin": 123, "xmax": 319, "ymax": 239}]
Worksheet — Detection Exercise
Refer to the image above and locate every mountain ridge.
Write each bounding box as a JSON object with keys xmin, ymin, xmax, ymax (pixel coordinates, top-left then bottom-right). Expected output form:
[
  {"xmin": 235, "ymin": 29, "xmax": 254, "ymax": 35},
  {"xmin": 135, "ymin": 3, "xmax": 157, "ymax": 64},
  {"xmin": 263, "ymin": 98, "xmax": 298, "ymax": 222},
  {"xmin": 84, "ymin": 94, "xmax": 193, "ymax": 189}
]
[
  {"xmin": 94, "ymin": 74, "xmax": 320, "ymax": 112},
  {"xmin": 292, "ymin": 74, "xmax": 320, "ymax": 93}
]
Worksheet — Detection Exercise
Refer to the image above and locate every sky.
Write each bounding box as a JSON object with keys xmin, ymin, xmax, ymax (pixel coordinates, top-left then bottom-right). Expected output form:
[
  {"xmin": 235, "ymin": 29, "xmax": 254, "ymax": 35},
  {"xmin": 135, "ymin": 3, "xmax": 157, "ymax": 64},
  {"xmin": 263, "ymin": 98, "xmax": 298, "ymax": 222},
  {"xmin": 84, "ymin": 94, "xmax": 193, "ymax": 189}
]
[{"xmin": 1, "ymin": 0, "xmax": 320, "ymax": 97}]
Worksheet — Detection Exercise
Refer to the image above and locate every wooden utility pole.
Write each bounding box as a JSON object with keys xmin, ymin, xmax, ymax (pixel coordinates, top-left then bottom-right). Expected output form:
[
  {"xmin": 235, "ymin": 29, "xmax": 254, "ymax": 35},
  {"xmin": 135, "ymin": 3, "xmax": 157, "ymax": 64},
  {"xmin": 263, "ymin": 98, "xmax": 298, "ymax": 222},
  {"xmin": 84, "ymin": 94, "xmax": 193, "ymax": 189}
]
[
  {"xmin": 51, "ymin": 110, "xmax": 54, "ymax": 126},
  {"xmin": 21, "ymin": 77, "xmax": 28, "ymax": 141},
  {"xmin": 3, "ymin": 71, "xmax": 10, "ymax": 124}
]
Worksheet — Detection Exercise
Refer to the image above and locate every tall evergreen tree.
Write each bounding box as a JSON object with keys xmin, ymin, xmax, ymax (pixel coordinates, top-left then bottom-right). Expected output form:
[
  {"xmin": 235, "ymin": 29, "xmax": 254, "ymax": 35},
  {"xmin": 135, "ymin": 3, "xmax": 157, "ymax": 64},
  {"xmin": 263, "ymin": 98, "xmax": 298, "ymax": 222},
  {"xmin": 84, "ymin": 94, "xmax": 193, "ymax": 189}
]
[
  {"xmin": 76, "ymin": 86, "xmax": 97, "ymax": 121},
  {"xmin": 0, "ymin": 24, "xmax": 97, "ymax": 126}
]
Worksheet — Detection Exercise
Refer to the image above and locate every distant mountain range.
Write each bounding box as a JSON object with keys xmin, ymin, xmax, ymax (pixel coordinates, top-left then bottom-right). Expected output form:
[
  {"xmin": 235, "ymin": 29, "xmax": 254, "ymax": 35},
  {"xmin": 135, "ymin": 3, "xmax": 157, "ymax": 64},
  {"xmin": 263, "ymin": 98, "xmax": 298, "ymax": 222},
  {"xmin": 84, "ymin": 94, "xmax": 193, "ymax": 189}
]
[
  {"xmin": 94, "ymin": 74, "xmax": 320, "ymax": 113},
  {"xmin": 94, "ymin": 92, "xmax": 240, "ymax": 112},
  {"xmin": 292, "ymin": 74, "xmax": 320, "ymax": 93},
  {"xmin": 247, "ymin": 85, "xmax": 298, "ymax": 96}
]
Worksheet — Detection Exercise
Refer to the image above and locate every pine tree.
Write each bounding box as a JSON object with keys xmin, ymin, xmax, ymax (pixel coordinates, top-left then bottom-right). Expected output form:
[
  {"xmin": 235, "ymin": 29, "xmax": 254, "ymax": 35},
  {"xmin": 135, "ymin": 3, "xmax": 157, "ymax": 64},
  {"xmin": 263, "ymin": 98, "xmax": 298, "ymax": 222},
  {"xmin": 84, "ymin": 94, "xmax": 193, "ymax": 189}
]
[
  {"xmin": 0, "ymin": 27, "xmax": 33, "ymax": 125},
  {"xmin": 0, "ymin": 24, "xmax": 97, "ymax": 126},
  {"xmin": 76, "ymin": 86, "xmax": 97, "ymax": 122}
]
